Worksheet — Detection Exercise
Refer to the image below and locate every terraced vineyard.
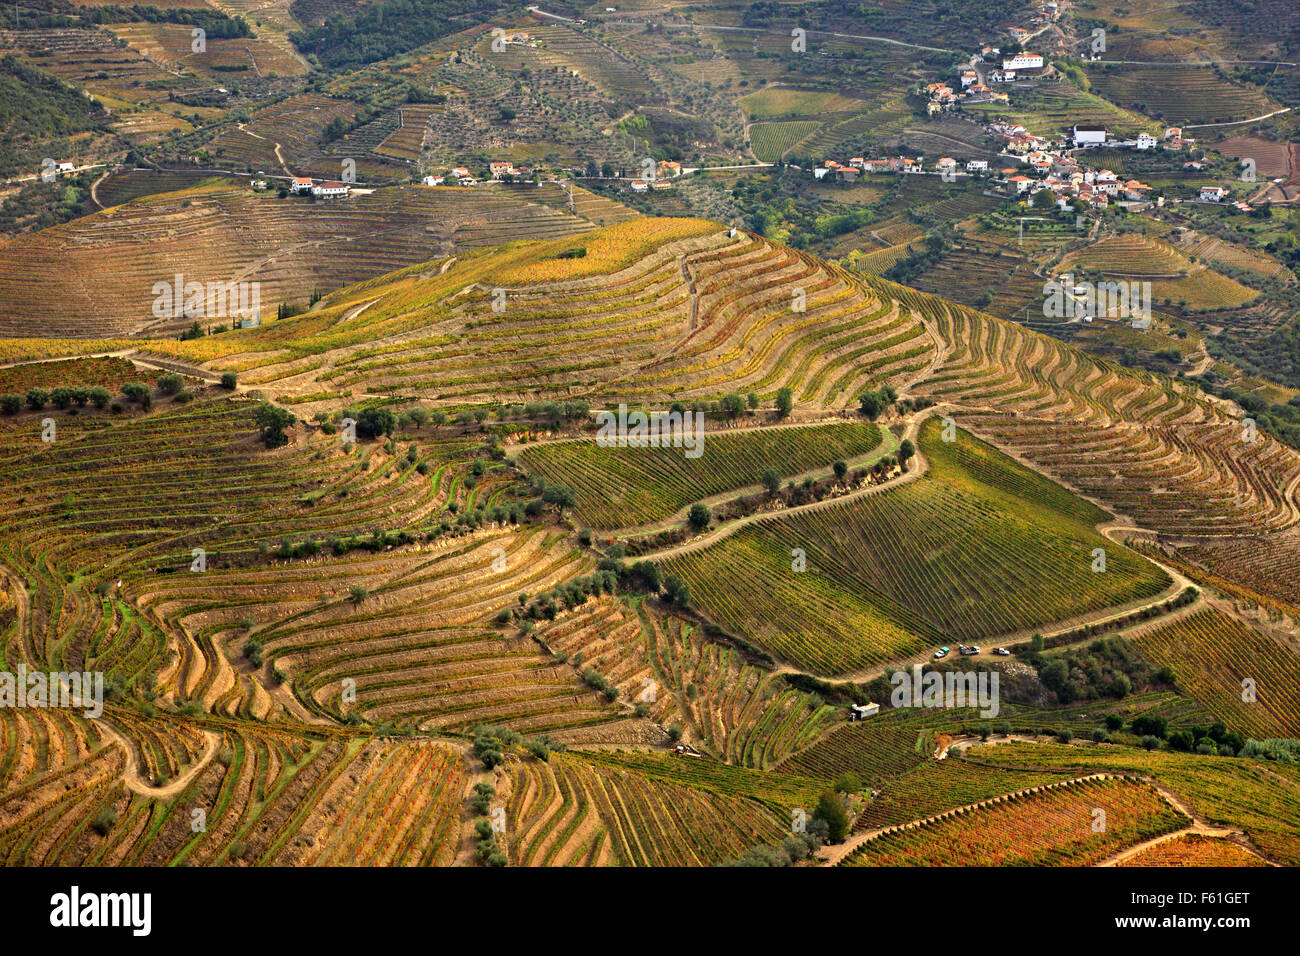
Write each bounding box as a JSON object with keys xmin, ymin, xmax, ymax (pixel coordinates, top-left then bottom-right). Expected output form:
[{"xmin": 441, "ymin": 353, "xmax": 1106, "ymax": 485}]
[
  {"xmin": 518, "ymin": 421, "xmax": 882, "ymax": 529},
  {"xmin": 841, "ymin": 776, "xmax": 1188, "ymax": 867},
  {"xmin": 1, "ymin": 195, "xmax": 1298, "ymax": 875},
  {"xmin": 965, "ymin": 743, "xmax": 1300, "ymax": 866},
  {"xmin": 0, "ymin": 184, "xmax": 595, "ymax": 338},
  {"xmin": 1118, "ymin": 834, "xmax": 1267, "ymax": 867},
  {"xmin": 662, "ymin": 419, "xmax": 1171, "ymax": 674},
  {"xmin": 533, "ymin": 602, "xmax": 839, "ymax": 768},
  {"xmin": 504, "ymin": 749, "xmax": 804, "ymax": 866},
  {"xmin": 1126, "ymin": 608, "xmax": 1300, "ymax": 739}
]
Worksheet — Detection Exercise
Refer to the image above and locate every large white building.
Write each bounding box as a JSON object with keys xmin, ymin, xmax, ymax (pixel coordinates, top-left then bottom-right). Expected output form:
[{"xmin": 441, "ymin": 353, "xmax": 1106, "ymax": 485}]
[
  {"xmin": 1072, "ymin": 125, "xmax": 1108, "ymax": 148},
  {"xmin": 1002, "ymin": 52, "xmax": 1044, "ymax": 70}
]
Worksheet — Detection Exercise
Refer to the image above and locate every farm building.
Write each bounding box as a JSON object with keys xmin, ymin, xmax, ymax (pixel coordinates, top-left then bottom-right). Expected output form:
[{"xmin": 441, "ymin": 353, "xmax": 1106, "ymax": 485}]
[
  {"xmin": 1002, "ymin": 52, "xmax": 1044, "ymax": 70},
  {"xmin": 311, "ymin": 181, "xmax": 350, "ymax": 198},
  {"xmin": 849, "ymin": 703, "xmax": 880, "ymax": 720},
  {"xmin": 1072, "ymin": 125, "xmax": 1108, "ymax": 148},
  {"xmin": 291, "ymin": 177, "xmax": 314, "ymax": 195},
  {"xmin": 1200, "ymin": 186, "xmax": 1227, "ymax": 202}
]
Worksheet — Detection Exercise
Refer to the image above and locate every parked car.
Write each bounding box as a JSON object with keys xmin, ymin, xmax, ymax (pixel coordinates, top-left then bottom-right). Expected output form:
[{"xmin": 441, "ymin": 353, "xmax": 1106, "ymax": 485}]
[
  {"xmin": 934, "ymin": 646, "xmax": 950, "ymax": 659},
  {"xmin": 994, "ymin": 647, "xmax": 1011, "ymax": 656}
]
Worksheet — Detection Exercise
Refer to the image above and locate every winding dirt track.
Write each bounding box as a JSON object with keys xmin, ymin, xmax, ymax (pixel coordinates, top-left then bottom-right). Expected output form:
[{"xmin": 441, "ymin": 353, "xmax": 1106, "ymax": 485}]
[{"xmin": 97, "ymin": 722, "xmax": 223, "ymax": 798}]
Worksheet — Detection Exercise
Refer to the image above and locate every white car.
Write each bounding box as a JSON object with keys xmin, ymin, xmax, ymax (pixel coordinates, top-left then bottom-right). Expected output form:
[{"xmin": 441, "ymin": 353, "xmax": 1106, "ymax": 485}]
[{"xmin": 994, "ymin": 647, "xmax": 1011, "ymax": 656}]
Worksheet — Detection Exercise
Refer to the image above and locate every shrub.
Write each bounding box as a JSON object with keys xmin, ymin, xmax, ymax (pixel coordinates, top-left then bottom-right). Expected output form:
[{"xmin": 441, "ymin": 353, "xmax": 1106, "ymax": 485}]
[
  {"xmin": 687, "ymin": 503, "xmax": 711, "ymax": 530},
  {"xmin": 775, "ymin": 386, "xmax": 793, "ymax": 418},
  {"xmin": 88, "ymin": 386, "xmax": 111, "ymax": 409},
  {"xmin": 157, "ymin": 373, "xmax": 184, "ymax": 395},
  {"xmin": 50, "ymin": 386, "xmax": 75, "ymax": 409},
  {"xmin": 220, "ymin": 371, "xmax": 238, "ymax": 389},
  {"xmin": 25, "ymin": 388, "xmax": 48, "ymax": 410},
  {"xmin": 91, "ymin": 807, "xmax": 117, "ymax": 836},
  {"xmin": 0, "ymin": 394, "xmax": 20, "ymax": 414}
]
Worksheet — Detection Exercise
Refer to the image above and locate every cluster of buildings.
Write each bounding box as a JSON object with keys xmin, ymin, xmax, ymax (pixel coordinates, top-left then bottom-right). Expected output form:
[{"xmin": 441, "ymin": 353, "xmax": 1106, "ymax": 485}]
[
  {"xmin": 810, "ymin": 154, "xmax": 989, "ymax": 183},
  {"xmin": 289, "ymin": 177, "xmax": 351, "ymax": 198},
  {"xmin": 1071, "ymin": 125, "xmax": 1196, "ymax": 151},
  {"xmin": 924, "ymin": 78, "xmax": 1008, "ymax": 114},
  {"xmin": 420, "ymin": 161, "xmax": 537, "ymax": 187},
  {"xmin": 629, "ymin": 160, "xmax": 682, "ymax": 193}
]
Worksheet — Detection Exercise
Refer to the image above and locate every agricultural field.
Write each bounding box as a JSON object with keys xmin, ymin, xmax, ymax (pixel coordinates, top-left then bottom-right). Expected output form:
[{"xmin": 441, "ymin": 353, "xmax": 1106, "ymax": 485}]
[
  {"xmin": 0, "ymin": 183, "xmax": 595, "ymax": 338},
  {"xmin": 661, "ymin": 418, "xmax": 1171, "ymax": 674},
  {"xmin": 750, "ymin": 120, "xmax": 822, "ymax": 162},
  {"xmin": 841, "ymin": 776, "xmax": 1188, "ymax": 867},
  {"xmin": 1118, "ymin": 833, "xmax": 1268, "ymax": 867},
  {"xmin": 518, "ymin": 421, "xmax": 883, "ymax": 529},
  {"xmin": 1125, "ymin": 608, "xmax": 1300, "ymax": 738},
  {"xmin": 965, "ymin": 742, "xmax": 1300, "ymax": 866}
]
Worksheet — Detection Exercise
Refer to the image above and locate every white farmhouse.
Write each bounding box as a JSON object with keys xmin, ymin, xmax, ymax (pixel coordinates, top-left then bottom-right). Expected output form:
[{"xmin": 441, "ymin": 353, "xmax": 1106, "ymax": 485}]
[
  {"xmin": 1002, "ymin": 52, "xmax": 1044, "ymax": 70},
  {"xmin": 1072, "ymin": 124, "xmax": 1108, "ymax": 148}
]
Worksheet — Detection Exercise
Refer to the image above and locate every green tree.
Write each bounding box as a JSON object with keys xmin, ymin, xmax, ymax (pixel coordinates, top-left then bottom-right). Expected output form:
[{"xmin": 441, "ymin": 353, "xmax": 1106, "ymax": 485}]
[
  {"xmin": 687, "ymin": 502, "xmax": 711, "ymax": 530},
  {"xmin": 858, "ymin": 390, "xmax": 884, "ymax": 420},
  {"xmin": 220, "ymin": 371, "xmax": 238, "ymax": 389},
  {"xmin": 662, "ymin": 574, "xmax": 690, "ymax": 606},
  {"xmin": 720, "ymin": 392, "xmax": 745, "ymax": 419},
  {"xmin": 88, "ymin": 386, "xmax": 111, "ymax": 409},
  {"xmin": 833, "ymin": 460, "xmax": 848, "ymax": 481},
  {"xmin": 760, "ymin": 469, "xmax": 781, "ymax": 494},
  {"xmin": 355, "ymin": 406, "xmax": 396, "ymax": 439},
  {"xmin": 813, "ymin": 790, "xmax": 849, "ymax": 842},
  {"xmin": 253, "ymin": 403, "xmax": 295, "ymax": 448},
  {"xmin": 25, "ymin": 388, "xmax": 48, "ymax": 410},
  {"xmin": 775, "ymin": 386, "xmax": 793, "ymax": 418},
  {"xmin": 898, "ymin": 438, "xmax": 915, "ymax": 465}
]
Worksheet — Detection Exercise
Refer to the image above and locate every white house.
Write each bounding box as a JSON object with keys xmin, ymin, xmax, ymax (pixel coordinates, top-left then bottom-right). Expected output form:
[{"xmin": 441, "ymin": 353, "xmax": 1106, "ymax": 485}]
[
  {"xmin": 849, "ymin": 703, "xmax": 880, "ymax": 720},
  {"xmin": 1135, "ymin": 132, "xmax": 1157, "ymax": 150},
  {"xmin": 966, "ymin": 159, "xmax": 989, "ymax": 172},
  {"xmin": 1002, "ymin": 52, "xmax": 1044, "ymax": 70},
  {"xmin": 1072, "ymin": 125, "xmax": 1108, "ymax": 148},
  {"xmin": 936, "ymin": 156, "xmax": 958, "ymax": 171},
  {"xmin": 57, "ymin": 162, "xmax": 75, "ymax": 173},
  {"xmin": 813, "ymin": 167, "xmax": 829, "ymax": 180},
  {"xmin": 1009, "ymin": 174, "xmax": 1036, "ymax": 195},
  {"xmin": 960, "ymin": 70, "xmax": 978, "ymax": 87},
  {"xmin": 311, "ymin": 180, "xmax": 350, "ymax": 198},
  {"xmin": 449, "ymin": 167, "xmax": 470, "ymax": 179},
  {"xmin": 489, "ymin": 161, "xmax": 515, "ymax": 179},
  {"xmin": 629, "ymin": 179, "xmax": 648, "ymax": 192},
  {"xmin": 989, "ymin": 69, "xmax": 1015, "ymax": 82},
  {"xmin": 1200, "ymin": 185, "xmax": 1227, "ymax": 202},
  {"xmin": 422, "ymin": 175, "xmax": 444, "ymax": 186},
  {"xmin": 291, "ymin": 177, "xmax": 314, "ymax": 195}
]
